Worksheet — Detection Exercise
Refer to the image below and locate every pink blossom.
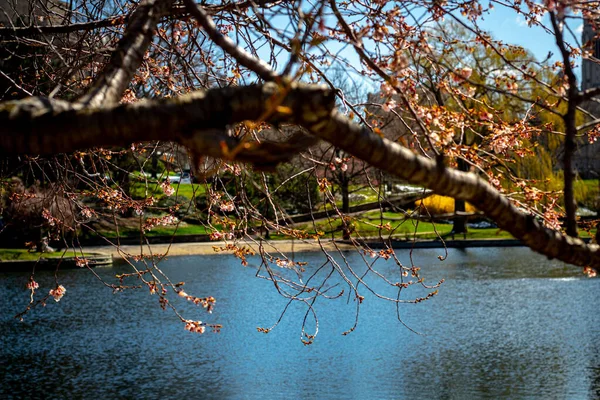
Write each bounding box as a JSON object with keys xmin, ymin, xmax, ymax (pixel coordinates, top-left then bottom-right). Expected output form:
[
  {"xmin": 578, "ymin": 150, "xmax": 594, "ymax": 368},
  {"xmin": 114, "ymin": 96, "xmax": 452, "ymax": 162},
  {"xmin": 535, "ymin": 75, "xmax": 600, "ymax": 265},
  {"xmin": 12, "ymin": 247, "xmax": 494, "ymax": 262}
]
[
  {"xmin": 81, "ymin": 207, "xmax": 94, "ymax": 219},
  {"xmin": 584, "ymin": 267, "xmax": 597, "ymax": 278},
  {"xmin": 210, "ymin": 231, "xmax": 223, "ymax": 240},
  {"xmin": 219, "ymin": 201, "xmax": 235, "ymax": 212},
  {"xmin": 544, "ymin": 0, "xmax": 556, "ymax": 11},
  {"xmin": 276, "ymin": 259, "xmax": 295, "ymax": 268},
  {"xmin": 49, "ymin": 285, "xmax": 66, "ymax": 302},
  {"xmin": 382, "ymin": 99, "xmax": 397, "ymax": 112},
  {"xmin": 184, "ymin": 320, "xmax": 206, "ymax": 334},
  {"xmin": 380, "ymin": 82, "xmax": 394, "ymax": 96},
  {"xmin": 160, "ymin": 180, "xmax": 175, "ymax": 196},
  {"xmin": 452, "ymin": 67, "xmax": 472, "ymax": 83},
  {"xmin": 74, "ymin": 257, "xmax": 89, "ymax": 268},
  {"xmin": 26, "ymin": 279, "xmax": 39, "ymax": 290},
  {"xmin": 41, "ymin": 209, "xmax": 56, "ymax": 227}
]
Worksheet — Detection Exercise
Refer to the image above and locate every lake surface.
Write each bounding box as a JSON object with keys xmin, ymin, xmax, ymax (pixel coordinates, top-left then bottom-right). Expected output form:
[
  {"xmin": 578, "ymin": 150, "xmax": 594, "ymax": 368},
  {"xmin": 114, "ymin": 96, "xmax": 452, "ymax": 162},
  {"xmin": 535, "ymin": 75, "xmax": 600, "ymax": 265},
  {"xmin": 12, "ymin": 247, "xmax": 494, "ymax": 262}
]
[{"xmin": 2, "ymin": 246, "xmax": 600, "ymax": 399}]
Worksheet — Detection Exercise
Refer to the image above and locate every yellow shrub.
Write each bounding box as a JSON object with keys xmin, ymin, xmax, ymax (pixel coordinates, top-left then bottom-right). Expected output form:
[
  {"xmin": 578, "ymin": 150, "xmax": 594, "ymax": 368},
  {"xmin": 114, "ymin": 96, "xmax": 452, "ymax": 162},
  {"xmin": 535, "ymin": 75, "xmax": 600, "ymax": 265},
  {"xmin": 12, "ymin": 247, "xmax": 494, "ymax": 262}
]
[{"xmin": 415, "ymin": 195, "xmax": 476, "ymax": 215}]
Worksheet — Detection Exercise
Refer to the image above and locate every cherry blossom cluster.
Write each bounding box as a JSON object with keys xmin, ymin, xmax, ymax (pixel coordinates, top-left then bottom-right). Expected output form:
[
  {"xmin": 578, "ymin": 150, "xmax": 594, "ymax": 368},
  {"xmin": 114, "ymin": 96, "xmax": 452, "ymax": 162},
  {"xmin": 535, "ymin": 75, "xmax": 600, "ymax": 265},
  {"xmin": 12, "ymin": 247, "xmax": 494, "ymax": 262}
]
[
  {"xmin": 80, "ymin": 206, "xmax": 95, "ymax": 219},
  {"xmin": 212, "ymin": 244, "xmax": 255, "ymax": 266},
  {"xmin": 41, "ymin": 209, "xmax": 58, "ymax": 227},
  {"xmin": 219, "ymin": 201, "xmax": 235, "ymax": 212},
  {"xmin": 275, "ymin": 258, "xmax": 295, "ymax": 268},
  {"xmin": 178, "ymin": 291, "xmax": 216, "ymax": 313},
  {"xmin": 160, "ymin": 180, "xmax": 175, "ymax": 196},
  {"xmin": 142, "ymin": 214, "xmax": 178, "ymax": 232},
  {"xmin": 74, "ymin": 257, "xmax": 89, "ymax": 268},
  {"xmin": 49, "ymin": 285, "xmax": 66, "ymax": 302},
  {"xmin": 209, "ymin": 230, "xmax": 234, "ymax": 241},
  {"xmin": 184, "ymin": 320, "xmax": 206, "ymax": 334},
  {"xmin": 26, "ymin": 279, "xmax": 39, "ymax": 290},
  {"xmin": 329, "ymin": 157, "xmax": 349, "ymax": 172}
]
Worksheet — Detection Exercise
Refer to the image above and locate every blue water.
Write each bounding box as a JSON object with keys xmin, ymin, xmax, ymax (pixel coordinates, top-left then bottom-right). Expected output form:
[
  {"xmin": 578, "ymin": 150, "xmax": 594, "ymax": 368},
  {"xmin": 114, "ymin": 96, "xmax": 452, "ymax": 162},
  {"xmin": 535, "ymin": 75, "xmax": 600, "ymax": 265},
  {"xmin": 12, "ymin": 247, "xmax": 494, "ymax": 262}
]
[{"xmin": 2, "ymin": 247, "xmax": 600, "ymax": 399}]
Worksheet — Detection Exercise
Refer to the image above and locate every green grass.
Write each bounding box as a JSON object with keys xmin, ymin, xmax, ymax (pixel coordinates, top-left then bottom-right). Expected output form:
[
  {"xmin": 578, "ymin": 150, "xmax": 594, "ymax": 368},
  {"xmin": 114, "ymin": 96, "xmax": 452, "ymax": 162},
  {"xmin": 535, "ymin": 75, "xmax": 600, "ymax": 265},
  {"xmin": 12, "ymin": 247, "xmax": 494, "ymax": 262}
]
[
  {"xmin": 574, "ymin": 179, "xmax": 599, "ymax": 208},
  {"xmin": 171, "ymin": 183, "xmax": 207, "ymax": 200},
  {"xmin": 0, "ymin": 249, "xmax": 95, "ymax": 261},
  {"xmin": 288, "ymin": 212, "xmax": 516, "ymax": 240},
  {"xmin": 129, "ymin": 181, "xmax": 207, "ymax": 201},
  {"xmin": 96, "ymin": 223, "xmax": 210, "ymax": 238},
  {"xmin": 144, "ymin": 224, "xmax": 209, "ymax": 236},
  {"xmin": 577, "ymin": 179, "xmax": 599, "ymax": 192}
]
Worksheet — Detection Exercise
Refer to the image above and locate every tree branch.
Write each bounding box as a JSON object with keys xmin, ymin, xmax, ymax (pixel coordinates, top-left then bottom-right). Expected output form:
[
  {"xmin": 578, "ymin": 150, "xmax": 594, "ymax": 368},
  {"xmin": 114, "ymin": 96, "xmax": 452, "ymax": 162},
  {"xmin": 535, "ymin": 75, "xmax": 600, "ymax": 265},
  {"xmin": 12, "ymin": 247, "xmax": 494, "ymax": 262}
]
[
  {"xmin": 0, "ymin": 15, "xmax": 130, "ymax": 37},
  {"xmin": 182, "ymin": 0, "xmax": 279, "ymax": 82},
  {"xmin": 1, "ymin": 82, "xmax": 598, "ymax": 270},
  {"xmin": 0, "ymin": 1, "xmax": 285, "ymax": 38},
  {"xmin": 76, "ymin": 0, "xmax": 175, "ymax": 107},
  {"xmin": 580, "ymin": 86, "xmax": 600, "ymax": 102}
]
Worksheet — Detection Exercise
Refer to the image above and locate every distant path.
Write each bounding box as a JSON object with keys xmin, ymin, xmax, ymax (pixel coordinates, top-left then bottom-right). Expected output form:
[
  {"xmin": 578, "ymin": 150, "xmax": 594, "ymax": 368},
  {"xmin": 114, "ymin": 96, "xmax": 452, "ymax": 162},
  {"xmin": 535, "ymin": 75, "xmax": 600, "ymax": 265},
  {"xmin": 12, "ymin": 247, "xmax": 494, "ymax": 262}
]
[{"xmin": 83, "ymin": 239, "xmax": 354, "ymax": 258}]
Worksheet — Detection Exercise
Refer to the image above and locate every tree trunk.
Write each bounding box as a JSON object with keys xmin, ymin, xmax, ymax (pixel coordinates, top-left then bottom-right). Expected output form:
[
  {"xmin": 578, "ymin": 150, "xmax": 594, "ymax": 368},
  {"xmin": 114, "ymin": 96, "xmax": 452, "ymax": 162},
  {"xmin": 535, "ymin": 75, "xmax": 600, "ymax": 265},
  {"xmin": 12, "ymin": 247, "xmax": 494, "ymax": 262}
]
[
  {"xmin": 341, "ymin": 175, "xmax": 351, "ymax": 239},
  {"xmin": 453, "ymin": 159, "xmax": 468, "ymax": 235},
  {"xmin": 341, "ymin": 176, "xmax": 350, "ymax": 214}
]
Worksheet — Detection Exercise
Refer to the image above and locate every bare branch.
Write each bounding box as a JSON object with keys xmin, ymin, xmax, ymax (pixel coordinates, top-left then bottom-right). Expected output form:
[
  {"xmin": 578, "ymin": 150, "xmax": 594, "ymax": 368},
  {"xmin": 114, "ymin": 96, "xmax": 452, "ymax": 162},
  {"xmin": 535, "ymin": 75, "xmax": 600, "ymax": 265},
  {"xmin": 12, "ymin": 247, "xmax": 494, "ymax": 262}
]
[
  {"xmin": 182, "ymin": 0, "xmax": 279, "ymax": 82},
  {"xmin": 0, "ymin": 1, "xmax": 285, "ymax": 38},
  {"xmin": 580, "ymin": 86, "xmax": 600, "ymax": 102},
  {"xmin": 76, "ymin": 0, "xmax": 175, "ymax": 107},
  {"xmin": 577, "ymin": 118, "xmax": 600, "ymax": 131},
  {"xmin": 0, "ymin": 15, "xmax": 129, "ymax": 37}
]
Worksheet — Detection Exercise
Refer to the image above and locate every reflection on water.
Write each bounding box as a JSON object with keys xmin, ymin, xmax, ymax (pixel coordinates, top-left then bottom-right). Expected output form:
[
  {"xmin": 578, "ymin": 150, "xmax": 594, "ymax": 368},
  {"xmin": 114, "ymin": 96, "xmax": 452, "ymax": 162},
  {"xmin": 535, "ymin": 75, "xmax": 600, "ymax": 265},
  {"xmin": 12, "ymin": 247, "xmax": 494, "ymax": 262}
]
[{"xmin": 1, "ymin": 247, "xmax": 600, "ymax": 399}]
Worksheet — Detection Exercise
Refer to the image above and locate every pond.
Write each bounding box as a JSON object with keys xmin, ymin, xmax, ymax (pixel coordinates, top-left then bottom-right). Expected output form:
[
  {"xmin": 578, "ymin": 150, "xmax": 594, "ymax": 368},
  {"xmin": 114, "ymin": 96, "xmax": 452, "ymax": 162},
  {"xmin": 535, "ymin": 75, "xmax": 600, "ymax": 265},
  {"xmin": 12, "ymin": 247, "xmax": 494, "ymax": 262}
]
[{"xmin": 1, "ymin": 246, "xmax": 600, "ymax": 399}]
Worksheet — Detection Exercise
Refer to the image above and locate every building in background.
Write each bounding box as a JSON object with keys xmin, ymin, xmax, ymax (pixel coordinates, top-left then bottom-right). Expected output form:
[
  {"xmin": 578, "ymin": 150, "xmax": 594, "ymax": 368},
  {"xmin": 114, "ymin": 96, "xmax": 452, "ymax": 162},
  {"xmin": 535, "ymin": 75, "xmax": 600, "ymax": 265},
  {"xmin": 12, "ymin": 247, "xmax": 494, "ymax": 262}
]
[
  {"xmin": 582, "ymin": 22, "xmax": 600, "ymax": 91},
  {"xmin": 576, "ymin": 19, "xmax": 600, "ymax": 178}
]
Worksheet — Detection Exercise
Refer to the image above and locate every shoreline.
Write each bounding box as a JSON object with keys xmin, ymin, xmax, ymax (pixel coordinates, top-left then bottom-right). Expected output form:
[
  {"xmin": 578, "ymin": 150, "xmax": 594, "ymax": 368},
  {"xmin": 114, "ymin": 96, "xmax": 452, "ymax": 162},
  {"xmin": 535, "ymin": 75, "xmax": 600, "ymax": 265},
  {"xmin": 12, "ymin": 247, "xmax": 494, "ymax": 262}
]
[
  {"xmin": 5, "ymin": 237, "xmax": 594, "ymax": 261},
  {"xmin": 81, "ymin": 238, "xmax": 536, "ymax": 259},
  {"xmin": 82, "ymin": 239, "xmax": 356, "ymax": 258}
]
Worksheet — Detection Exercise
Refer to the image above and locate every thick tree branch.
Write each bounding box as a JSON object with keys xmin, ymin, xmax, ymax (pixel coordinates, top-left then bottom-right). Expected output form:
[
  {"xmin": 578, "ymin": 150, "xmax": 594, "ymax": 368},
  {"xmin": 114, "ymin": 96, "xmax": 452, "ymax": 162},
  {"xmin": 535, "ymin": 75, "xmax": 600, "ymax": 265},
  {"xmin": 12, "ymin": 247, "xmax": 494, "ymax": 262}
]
[
  {"xmin": 76, "ymin": 0, "xmax": 175, "ymax": 107},
  {"xmin": 0, "ymin": 82, "xmax": 598, "ymax": 270}
]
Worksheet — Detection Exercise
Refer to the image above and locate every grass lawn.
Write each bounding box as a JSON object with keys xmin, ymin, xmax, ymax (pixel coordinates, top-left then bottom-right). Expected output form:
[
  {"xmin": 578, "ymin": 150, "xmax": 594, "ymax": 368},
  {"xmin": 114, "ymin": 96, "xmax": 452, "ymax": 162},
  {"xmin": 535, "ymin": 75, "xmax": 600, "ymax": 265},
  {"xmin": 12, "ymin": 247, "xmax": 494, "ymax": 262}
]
[
  {"xmin": 144, "ymin": 224, "xmax": 210, "ymax": 236},
  {"xmin": 279, "ymin": 212, "xmax": 516, "ymax": 240},
  {"xmin": 93, "ymin": 208, "xmax": 597, "ymax": 241},
  {"xmin": 96, "ymin": 222, "xmax": 210, "ymax": 238},
  {"xmin": 574, "ymin": 179, "xmax": 599, "ymax": 208},
  {"xmin": 576, "ymin": 179, "xmax": 599, "ymax": 192},
  {"xmin": 130, "ymin": 181, "xmax": 207, "ymax": 200},
  {"xmin": 170, "ymin": 183, "xmax": 207, "ymax": 199}
]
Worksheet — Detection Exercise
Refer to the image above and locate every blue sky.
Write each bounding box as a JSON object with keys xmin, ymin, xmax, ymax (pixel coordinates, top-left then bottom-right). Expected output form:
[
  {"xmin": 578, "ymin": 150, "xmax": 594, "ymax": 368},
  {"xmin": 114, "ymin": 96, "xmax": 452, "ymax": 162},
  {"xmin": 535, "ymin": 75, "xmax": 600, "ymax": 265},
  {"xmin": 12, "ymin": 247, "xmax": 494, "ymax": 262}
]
[
  {"xmin": 254, "ymin": 3, "xmax": 587, "ymax": 89},
  {"xmin": 475, "ymin": 6, "xmax": 584, "ymax": 78}
]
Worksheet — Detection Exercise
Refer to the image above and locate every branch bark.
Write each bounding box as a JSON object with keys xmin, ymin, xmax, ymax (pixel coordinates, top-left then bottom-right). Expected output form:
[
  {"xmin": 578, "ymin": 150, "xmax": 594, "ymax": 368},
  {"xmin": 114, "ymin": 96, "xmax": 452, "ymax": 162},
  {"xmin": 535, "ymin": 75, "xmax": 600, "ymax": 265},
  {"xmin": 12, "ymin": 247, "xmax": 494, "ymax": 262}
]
[
  {"xmin": 1, "ymin": 82, "xmax": 599, "ymax": 269},
  {"xmin": 76, "ymin": 0, "xmax": 175, "ymax": 108}
]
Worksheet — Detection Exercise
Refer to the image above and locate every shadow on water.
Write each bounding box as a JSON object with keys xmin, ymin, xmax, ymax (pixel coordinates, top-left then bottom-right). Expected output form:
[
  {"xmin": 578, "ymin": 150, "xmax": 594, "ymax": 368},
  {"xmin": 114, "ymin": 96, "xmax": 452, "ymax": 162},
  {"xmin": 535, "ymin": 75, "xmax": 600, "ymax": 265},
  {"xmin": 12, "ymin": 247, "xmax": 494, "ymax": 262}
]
[{"xmin": 1, "ymin": 247, "xmax": 599, "ymax": 399}]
